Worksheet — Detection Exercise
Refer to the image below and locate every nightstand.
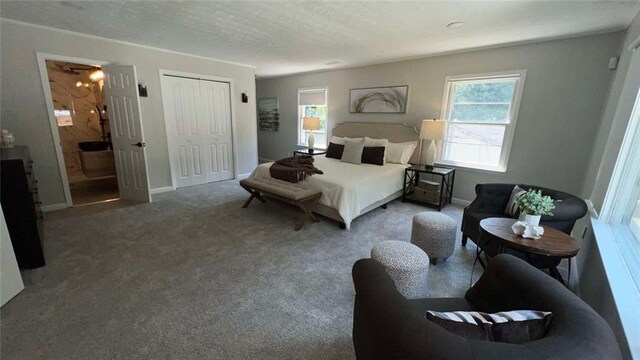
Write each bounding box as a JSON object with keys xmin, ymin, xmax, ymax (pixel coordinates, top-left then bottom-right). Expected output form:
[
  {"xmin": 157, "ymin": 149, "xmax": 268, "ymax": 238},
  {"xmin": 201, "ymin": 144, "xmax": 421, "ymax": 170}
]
[
  {"xmin": 294, "ymin": 149, "xmax": 327, "ymax": 157},
  {"xmin": 402, "ymin": 165, "xmax": 455, "ymax": 211}
]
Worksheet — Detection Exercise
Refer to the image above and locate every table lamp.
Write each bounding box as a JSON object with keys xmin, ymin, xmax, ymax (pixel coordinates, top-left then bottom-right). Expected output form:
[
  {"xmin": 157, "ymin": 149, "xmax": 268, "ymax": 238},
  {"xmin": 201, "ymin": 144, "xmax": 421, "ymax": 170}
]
[
  {"xmin": 419, "ymin": 119, "xmax": 447, "ymax": 166},
  {"xmin": 302, "ymin": 117, "xmax": 321, "ymax": 152}
]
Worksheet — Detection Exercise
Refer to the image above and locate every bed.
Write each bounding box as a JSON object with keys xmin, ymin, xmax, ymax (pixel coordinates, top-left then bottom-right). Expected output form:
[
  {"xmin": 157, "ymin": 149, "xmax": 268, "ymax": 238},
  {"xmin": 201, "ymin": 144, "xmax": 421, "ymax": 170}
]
[{"xmin": 248, "ymin": 122, "xmax": 420, "ymax": 229}]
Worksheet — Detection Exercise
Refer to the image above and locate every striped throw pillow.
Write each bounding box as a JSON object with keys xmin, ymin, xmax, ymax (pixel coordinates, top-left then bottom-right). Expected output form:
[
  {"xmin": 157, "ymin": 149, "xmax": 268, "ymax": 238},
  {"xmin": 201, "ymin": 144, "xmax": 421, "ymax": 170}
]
[
  {"xmin": 426, "ymin": 310, "xmax": 553, "ymax": 344},
  {"xmin": 504, "ymin": 186, "xmax": 526, "ymax": 218}
]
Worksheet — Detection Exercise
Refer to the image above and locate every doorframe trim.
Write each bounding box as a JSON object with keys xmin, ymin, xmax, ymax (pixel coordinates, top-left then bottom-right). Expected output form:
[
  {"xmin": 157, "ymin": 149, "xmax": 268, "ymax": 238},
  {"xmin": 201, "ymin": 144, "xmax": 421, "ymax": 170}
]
[
  {"xmin": 158, "ymin": 69, "xmax": 239, "ymax": 189},
  {"xmin": 36, "ymin": 52, "xmax": 109, "ymax": 208}
]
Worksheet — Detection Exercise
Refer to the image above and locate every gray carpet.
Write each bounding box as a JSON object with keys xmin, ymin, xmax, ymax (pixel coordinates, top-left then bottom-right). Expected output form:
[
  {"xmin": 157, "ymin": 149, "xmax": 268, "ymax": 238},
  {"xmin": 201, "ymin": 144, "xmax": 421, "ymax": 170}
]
[{"xmin": 1, "ymin": 180, "xmax": 480, "ymax": 359}]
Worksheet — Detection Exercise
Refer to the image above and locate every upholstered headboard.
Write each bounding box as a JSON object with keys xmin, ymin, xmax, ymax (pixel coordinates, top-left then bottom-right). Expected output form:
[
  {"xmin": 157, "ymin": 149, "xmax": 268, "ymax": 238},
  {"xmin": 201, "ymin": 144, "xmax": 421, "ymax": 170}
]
[{"xmin": 331, "ymin": 122, "xmax": 421, "ymax": 163}]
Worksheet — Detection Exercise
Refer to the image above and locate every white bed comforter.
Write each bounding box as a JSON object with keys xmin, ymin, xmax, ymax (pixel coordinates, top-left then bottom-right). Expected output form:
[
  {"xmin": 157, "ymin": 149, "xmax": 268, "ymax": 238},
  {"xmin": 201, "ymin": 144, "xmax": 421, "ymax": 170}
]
[{"xmin": 249, "ymin": 155, "xmax": 408, "ymax": 229}]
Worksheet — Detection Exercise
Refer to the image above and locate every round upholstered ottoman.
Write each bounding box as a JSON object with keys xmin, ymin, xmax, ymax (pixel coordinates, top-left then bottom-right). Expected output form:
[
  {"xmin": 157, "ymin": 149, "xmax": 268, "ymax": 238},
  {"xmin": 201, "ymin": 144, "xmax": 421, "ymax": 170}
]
[
  {"xmin": 411, "ymin": 212, "xmax": 457, "ymax": 265},
  {"xmin": 371, "ymin": 240, "xmax": 430, "ymax": 299}
]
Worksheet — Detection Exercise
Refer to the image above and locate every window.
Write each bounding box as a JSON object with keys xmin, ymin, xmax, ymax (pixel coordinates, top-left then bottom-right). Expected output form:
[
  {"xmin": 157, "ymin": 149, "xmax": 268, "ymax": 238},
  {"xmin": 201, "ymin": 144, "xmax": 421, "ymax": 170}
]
[
  {"xmin": 630, "ymin": 192, "xmax": 640, "ymax": 242},
  {"xmin": 297, "ymin": 87, "xmax": 328, "ymax": 148},
  {"xmin": 55, "ymin": 109, "xmax": 73, "ymax": 127},
  {"xmin": 590, "ymin": 45, "xmax": 640, "ymax": 359},
  {"xmin": 600, "ymin": 83, "xmax": 640, "ymax": 288},
  {"xmin": 439, "ymin": 71, "xmax": 526, "ymax": 172}
]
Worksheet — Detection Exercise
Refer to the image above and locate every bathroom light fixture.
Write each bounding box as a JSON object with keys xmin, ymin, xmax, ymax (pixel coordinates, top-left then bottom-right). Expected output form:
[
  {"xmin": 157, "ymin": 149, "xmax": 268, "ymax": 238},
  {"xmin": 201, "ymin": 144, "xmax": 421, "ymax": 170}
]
[
  {"xmin": 89, "ymin": 69, "xmax": 104, "ymax": 81},
  {"xmin": 447, "ymin": 22, "xmax": 465, "ymax": 29}
]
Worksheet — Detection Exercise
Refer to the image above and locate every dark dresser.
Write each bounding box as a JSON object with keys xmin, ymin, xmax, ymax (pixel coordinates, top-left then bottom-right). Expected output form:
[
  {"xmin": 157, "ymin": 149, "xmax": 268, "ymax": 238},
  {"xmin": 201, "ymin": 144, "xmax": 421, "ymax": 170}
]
[{"xmin": 1, "ymin": 146, "xmax": 45, "ymax": 269}]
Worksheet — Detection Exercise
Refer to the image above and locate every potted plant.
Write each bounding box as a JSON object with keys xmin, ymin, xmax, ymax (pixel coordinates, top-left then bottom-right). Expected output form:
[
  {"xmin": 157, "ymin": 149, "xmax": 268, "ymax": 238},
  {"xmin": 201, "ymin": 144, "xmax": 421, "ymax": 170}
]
[{"xmin": 514, "ymin": 189, "xmax": 555, "ymax": 227}]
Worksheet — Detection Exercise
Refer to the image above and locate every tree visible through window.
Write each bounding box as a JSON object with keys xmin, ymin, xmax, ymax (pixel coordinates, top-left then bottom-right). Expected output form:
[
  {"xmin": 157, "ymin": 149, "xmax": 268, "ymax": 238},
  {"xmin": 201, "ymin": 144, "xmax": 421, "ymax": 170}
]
[{"xmin": 440, "ymin": 71, "xmax": 525, "ymax": 171}]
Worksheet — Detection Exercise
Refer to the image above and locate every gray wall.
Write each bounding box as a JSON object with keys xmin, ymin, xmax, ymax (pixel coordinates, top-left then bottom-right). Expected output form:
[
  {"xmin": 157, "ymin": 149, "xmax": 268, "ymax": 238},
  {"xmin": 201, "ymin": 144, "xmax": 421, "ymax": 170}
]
[
  {"xmin": 257, "ymin": 32, "xmax": 623, "ymax": 201},
  {"xmin": 0, "ymin": 20, "xmax": 258, "ymax": 207},
  {"xmin": 582, "ymin": 11, "xmax": 640, "ymax": 212},
  {"xmin": 574, "ymin": 11, "xmax": 640, "ymax": 360}
]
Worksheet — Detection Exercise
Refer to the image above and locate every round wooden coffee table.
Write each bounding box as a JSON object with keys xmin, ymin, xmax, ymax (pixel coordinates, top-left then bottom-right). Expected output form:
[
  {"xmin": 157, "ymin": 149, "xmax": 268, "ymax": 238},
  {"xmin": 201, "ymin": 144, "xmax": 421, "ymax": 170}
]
[{"xmin": 478, "ymin": 217, "xmax": 580, "ymax": 284}]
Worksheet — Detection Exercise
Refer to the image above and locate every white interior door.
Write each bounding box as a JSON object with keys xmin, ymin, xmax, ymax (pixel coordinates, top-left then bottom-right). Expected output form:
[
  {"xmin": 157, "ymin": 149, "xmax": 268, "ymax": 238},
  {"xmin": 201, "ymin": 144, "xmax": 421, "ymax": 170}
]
[
  {"xmin": 102, "ymin": 64, "xmax": 151, "ymax": 202},
  {"xmin": 200, "ymin": 80, "xmax": 234, "ymax": 183},
  {"xmin": 162, "ymin": 76, "xmax": 208, "ymax": 188},
  {"xmin": 161, "ymin": 75, "xmax": 234, "ymax": 188}
]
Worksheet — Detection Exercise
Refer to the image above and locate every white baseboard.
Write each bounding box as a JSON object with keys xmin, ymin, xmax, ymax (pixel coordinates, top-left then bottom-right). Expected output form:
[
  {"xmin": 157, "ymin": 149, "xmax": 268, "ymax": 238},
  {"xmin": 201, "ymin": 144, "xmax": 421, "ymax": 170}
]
[
  {"xmin": 150, "ymin": 186, "xmax": 174, "ymax": 195},
  {"xmin": 451, "ymin": 197, "xmax": 471, "ymax": 206},
  {"xmin": 236, "ymin": 173, "xmax": 251, "ymax": 180},
  {"xmin": 41, "ymin": 203, "xmax": 68, "ymax": 212},
  {"xmin": 258, "ymin": 157, "xmax": 274, "ymax": 164}
]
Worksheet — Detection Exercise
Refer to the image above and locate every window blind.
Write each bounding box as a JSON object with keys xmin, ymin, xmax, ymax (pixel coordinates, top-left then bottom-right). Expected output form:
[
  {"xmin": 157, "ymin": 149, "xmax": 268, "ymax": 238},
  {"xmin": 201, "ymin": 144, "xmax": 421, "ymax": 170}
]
[{"xmin": 299, "ymin": 89, "xmax": 326, "ymax": 106}]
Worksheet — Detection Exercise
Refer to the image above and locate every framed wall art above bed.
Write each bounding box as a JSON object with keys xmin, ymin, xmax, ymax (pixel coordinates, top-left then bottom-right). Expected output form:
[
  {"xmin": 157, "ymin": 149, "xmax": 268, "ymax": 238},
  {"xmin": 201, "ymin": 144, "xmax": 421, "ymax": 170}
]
[{"xmin": 349, "ymin": 85, "xmax": 409, "ymax": 113}]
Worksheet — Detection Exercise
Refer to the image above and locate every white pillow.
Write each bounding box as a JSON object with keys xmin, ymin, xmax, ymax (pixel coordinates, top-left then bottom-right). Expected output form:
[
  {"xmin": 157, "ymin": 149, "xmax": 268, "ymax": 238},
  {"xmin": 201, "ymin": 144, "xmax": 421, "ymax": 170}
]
[
  {"xmin": 386, "ymin": 141, "xmax": 417, "ymax": 164},
  {"xmin": 364, "ymin": 136, "xmax": 389, "ymax": 147},
  {"xmin": 345, "ymin": 137, "xmax": 364, "ymax": 143},
  {"xmin": 330, "ymin": 136, "xmax": 363, "ymax": 145},
  {"xmin": 330, "ymin": 136, "xmax": 345, "ymax": 145}
]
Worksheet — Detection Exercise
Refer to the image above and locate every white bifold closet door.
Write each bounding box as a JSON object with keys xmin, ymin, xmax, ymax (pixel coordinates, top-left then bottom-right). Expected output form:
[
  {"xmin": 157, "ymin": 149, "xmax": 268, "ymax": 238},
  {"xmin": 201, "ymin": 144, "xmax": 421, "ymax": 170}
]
[{"xmin": 162, "ymin": 76, "xmax": 234, "ymax": 188}]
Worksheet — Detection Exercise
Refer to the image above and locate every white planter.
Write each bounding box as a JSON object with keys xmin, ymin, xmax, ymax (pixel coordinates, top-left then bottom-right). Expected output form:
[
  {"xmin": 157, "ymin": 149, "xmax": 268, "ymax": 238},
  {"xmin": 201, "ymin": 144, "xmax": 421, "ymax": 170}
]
[{"xmin": 523, "ymin": 214, "xmax": 541, "ymax": 227}]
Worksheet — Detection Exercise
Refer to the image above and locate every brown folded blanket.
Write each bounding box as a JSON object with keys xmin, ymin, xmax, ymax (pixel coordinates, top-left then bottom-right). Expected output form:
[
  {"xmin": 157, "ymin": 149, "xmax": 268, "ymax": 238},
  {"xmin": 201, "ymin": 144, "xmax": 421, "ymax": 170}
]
[{"xmin": 270, "ymin": 155, "xmax": 323, "ymax": 183}]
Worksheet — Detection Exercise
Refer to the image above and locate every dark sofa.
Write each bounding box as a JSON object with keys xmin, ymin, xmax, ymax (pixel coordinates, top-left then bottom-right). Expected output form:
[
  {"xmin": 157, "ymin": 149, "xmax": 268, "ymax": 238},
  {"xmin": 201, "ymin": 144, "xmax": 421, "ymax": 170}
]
[{"xmin": 352, "ymin": 254, "xmax": 621, "ymax": 359}]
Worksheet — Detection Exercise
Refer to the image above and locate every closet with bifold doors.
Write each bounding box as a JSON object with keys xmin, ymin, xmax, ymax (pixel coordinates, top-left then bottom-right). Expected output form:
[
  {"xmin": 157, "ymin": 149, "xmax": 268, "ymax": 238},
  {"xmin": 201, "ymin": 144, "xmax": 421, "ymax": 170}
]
[{"xmin": 161, "ymin": 74, "xmax": 234, "ymax": 188}]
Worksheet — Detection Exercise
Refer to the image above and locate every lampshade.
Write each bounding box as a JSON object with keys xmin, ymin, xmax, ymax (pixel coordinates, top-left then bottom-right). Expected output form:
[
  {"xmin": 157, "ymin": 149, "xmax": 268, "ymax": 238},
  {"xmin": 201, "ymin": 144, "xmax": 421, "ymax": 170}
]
[
  {"xmin": 302, "ymin": 117, "xmax": 321, "ymax": 131},
  {"xmin": 419, "ymin": 119, "xmax": 446, "ymax": 140}
]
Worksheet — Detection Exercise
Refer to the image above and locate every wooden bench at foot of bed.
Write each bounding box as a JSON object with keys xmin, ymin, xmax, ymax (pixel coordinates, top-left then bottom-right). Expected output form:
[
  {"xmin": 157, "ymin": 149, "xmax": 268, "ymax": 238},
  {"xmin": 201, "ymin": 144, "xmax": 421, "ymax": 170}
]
[{"xmin": 239, "ymin": 177, "xmax": 322, "ymax": 231}]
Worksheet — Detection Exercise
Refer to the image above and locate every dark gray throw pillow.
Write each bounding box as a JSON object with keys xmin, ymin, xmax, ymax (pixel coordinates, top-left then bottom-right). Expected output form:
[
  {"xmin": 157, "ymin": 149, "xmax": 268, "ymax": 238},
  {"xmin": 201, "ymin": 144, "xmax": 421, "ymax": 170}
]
[
  {"xmin": 326, "ymin": 142, "xmax": 344, "ymax": 159},
  {"xmin": 361, "ymin": 146, "xmax": 385, "ymax": 166},
  {"xmin": 426, "ymin": 310, "xmax": 553, "ymax": 344},
  {"xmin": 504, "ymin": 185, "xmax": 526, "ymax": 218}
]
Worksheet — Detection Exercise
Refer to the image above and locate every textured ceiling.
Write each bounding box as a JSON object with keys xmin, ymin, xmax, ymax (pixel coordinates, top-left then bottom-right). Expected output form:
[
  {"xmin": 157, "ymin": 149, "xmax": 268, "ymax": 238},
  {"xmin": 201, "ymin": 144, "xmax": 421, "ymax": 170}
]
[{"xmin": 1, "ymin": 1, "xmax": 639, "ymax": 77}]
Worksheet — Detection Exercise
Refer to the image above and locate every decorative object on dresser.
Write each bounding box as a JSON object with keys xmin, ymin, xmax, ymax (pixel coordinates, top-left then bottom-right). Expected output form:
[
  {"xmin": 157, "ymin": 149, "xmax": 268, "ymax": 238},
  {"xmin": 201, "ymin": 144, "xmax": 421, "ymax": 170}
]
[
  {"xmin": 402, "ymin": 165, "xmax": 455, "ymax": 211},
  {"xmin": 1, "ymin": 129, "xmax": 15, "ymax": 148},
  {"xmin": 257, "ymin": 97, "xmax": 279, "ymax": 131},
  {"xmin": 302, "ymin": 116, "xmax": 321, "ymax": 152},
  {"xmin": 0, "ymin": 146, "xmax": 45, "ymax": 269},
  {"xmin": 418, "ymin": 119, "xmax": 447, "ymax": 166},
  {"xmin": 349, "ymin": 86, "xmax": 408, "ymax": 113}
]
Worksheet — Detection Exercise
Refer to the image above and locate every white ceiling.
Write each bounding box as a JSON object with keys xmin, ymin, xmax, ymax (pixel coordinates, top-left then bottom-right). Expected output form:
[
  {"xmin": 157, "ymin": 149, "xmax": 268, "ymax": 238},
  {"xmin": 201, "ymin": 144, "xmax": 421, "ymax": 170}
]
[{"xmin": 2, "ymin": 1, "xmax": 639, "ymax": 78}]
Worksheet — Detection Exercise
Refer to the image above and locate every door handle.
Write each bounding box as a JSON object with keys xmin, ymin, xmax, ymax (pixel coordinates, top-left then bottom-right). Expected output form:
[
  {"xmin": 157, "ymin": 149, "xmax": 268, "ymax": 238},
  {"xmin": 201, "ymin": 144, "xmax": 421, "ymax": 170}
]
[{"xmin": 131, "ymin": 142, "xmax": 146, "ymax": 148}]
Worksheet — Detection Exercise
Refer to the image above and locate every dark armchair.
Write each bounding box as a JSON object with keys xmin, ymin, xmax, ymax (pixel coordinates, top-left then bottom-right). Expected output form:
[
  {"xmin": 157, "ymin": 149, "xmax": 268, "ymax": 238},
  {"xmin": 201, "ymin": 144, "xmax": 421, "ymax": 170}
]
[
  {"xmin": 352, "ymin": 254, "xmax": 621, "ymax": 360},
  {"xmin": 461, "ymin": 184, "xmax": 587, "ymax": 259}
]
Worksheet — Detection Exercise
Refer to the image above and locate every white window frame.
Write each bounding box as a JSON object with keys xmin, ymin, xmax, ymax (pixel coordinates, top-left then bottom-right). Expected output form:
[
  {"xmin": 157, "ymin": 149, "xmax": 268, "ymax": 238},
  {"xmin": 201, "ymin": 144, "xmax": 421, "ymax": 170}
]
[
  {"xmin": 599, "ymin": 78, "xmax": 640, "ymax": 284},
  {"xmin": 297, "ymin": 86, "xmax": 329, "ymax": 149},
  {"xmin": 438, "ymin": 70, "xmax": 526, "ymax": 172},
  {"xmin": 591, "ymin": 43, "xmax": 640, "ymax": 359}
]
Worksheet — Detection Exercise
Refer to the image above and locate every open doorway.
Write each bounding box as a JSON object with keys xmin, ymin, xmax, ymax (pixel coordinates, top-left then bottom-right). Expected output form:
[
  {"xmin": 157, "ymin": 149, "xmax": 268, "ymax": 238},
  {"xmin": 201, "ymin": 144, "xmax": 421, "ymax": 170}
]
[{"xmin": 45, "ymin": 60, "xmax": 119, "ymax": 206}]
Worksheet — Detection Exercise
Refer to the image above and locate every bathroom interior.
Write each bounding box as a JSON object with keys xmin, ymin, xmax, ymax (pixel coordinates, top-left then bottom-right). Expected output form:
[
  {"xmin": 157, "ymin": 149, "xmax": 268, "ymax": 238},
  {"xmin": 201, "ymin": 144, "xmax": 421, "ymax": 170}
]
[{"xmin": 46, "ymin": 60, "xmax": 120, "ymax": 206}]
